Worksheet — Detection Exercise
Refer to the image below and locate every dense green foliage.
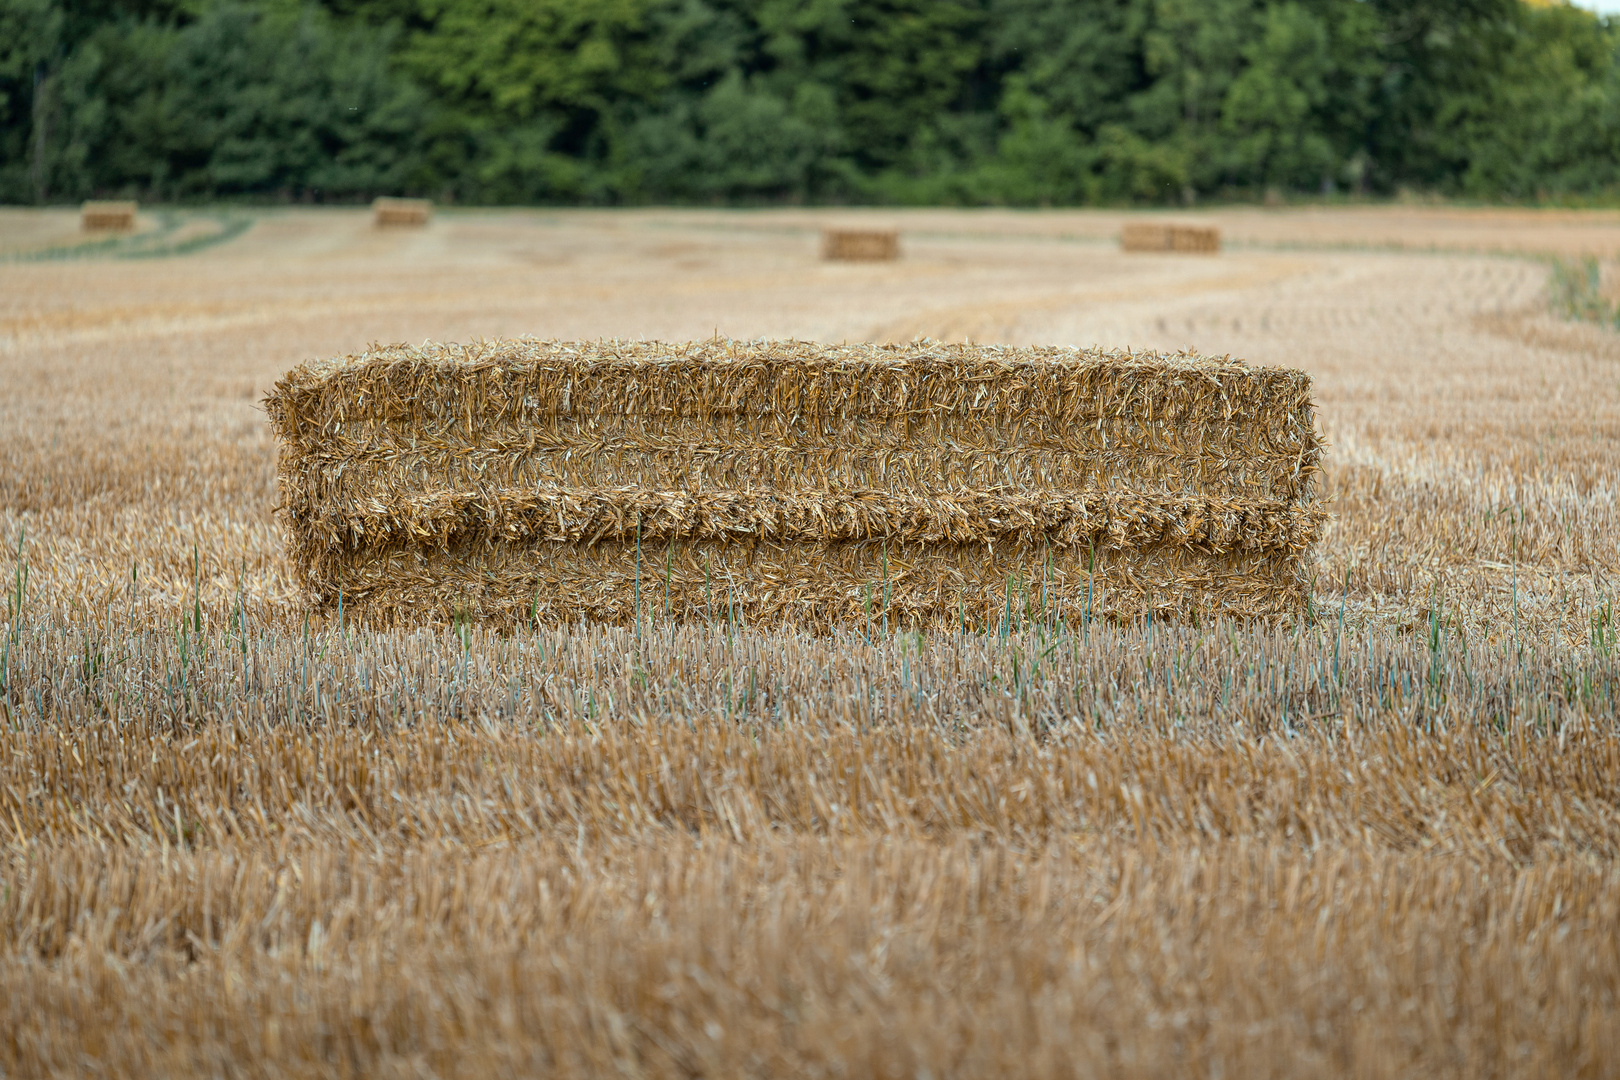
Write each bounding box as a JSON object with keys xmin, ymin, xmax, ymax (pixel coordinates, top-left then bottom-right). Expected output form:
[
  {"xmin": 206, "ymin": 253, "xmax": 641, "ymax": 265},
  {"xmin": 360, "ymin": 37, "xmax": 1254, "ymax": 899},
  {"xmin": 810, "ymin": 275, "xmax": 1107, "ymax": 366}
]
[{"xmin": 3, "ymin": 0, "xmax": 1617, "ymax": 205}]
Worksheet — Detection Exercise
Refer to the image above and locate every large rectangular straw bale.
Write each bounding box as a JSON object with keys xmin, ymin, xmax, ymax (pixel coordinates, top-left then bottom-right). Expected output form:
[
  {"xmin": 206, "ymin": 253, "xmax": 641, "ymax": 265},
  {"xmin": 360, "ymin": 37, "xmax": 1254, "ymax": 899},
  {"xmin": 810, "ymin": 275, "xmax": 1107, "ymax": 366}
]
[
  {"xmin": 265, "ymin": 339, "xmax": 1324, "ymax": 630},
  {"xmin": 373, "ymin": 197, "xmax": 432, "ymax": 227},
  {"xmin": 822, "ymin": 229, "xmax": 900, "ymax": 261},
  {"xmin": 80, "ymin": 201, "xmax": 137, "ymax": 231},
  {"xmin": 1121, "ymin": 223, "xmax": 1221, "ymax": 254}
]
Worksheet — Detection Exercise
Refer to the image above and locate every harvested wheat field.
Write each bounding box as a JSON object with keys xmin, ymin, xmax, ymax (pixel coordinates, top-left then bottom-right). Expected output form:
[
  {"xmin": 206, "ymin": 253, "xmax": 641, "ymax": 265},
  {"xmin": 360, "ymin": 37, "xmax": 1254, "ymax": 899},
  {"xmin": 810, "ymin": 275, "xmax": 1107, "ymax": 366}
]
[{"xmin": 2, "ymin": 204, "xmax": 1619, "ymax": 1078}]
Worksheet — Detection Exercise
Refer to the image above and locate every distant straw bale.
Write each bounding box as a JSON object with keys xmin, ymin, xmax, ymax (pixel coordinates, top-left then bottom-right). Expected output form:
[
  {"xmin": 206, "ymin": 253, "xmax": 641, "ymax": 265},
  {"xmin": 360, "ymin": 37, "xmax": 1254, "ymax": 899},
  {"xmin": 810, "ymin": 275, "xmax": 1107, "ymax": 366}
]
[
  {"xmin": 265, "ymin": 339, "xmax": 1324, "ymax": 631},
  {"xmin": 822, "ymin": 229, "xmax": 900, "ymax": 261},
  {"xmin": 1121, "ymin": 223, "xmax": 1221, "ymax": 254},
  {"xmin": 373, "ymin": 197, "xmax": 432, "ymax": 227},
  {"xmin": 80, "ymin": 201, "xmax": 137, "ymax": 232}
]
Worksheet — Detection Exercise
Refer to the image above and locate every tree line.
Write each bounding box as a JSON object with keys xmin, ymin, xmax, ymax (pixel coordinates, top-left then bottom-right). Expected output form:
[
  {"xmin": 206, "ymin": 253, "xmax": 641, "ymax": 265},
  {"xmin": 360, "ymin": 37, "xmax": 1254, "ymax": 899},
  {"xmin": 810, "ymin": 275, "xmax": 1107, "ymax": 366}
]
[{"xmin": 2, "ymin": 0, "xmax": 1617, "ymax": 206}]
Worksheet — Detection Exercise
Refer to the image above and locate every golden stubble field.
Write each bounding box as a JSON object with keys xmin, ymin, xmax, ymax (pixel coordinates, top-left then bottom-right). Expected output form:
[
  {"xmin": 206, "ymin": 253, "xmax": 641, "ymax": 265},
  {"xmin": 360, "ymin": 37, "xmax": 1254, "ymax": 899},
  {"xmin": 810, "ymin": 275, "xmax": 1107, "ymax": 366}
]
[{"xmin": 2, "ymin": 205, "xmax": 1619, "ymax": 1077}]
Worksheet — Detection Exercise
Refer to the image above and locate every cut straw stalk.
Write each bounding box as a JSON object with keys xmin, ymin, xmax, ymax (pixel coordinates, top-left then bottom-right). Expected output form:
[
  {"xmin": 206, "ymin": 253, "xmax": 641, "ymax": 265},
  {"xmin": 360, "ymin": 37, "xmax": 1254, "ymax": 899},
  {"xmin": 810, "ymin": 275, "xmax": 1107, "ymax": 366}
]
[{"xmin": 266, "ymin": 339, "xmax": 1324, "ymax": 629}]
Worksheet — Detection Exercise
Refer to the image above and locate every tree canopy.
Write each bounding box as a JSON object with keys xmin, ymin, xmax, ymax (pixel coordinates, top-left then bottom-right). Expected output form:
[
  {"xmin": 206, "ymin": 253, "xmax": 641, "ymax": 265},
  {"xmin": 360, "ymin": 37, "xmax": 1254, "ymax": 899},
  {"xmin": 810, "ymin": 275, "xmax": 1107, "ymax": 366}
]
[{"xmin": 3, "ymin": 0, "xmax": 1616, "ymax": 205}]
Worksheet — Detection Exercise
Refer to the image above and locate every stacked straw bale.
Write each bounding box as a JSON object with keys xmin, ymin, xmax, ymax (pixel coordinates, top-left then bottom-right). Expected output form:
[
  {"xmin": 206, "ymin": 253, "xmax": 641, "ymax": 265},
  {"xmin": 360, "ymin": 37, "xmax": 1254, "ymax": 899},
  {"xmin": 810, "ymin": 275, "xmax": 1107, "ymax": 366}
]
[
  {"xmin": 266, "ymin": 339, "xmax": 1324, "ymax": 631},
  {"xmin": 373, "ymin": 197, "xmax": 433, "ymax": 227},
  {"xmin": 1121, "ymin": 223, "xmax": 1221, "ymax": 254},
  {"xmin": 822, "ymin": 229, "xmax": 900, "ymax": 261},
  {"xmin": 81, "ymin": 201, "xmax": 137, "ymax": 231}
]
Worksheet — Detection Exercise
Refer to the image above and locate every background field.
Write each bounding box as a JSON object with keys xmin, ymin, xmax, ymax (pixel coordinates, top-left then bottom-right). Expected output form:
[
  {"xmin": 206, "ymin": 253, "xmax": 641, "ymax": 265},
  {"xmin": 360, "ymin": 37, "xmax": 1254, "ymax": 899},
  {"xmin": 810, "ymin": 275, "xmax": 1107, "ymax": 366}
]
[{"xmin": 2, "ymin": 206, "xmax": 1618, "ymax": 1077}]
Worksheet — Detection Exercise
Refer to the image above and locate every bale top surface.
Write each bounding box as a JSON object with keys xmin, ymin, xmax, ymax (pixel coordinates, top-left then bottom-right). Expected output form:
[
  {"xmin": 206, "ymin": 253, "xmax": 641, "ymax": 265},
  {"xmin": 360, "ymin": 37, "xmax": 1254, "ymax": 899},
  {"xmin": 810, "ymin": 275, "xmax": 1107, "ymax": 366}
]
[{"xmin": 274, "ymin": 338, "xmax": 1287, "ymax": 398}]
